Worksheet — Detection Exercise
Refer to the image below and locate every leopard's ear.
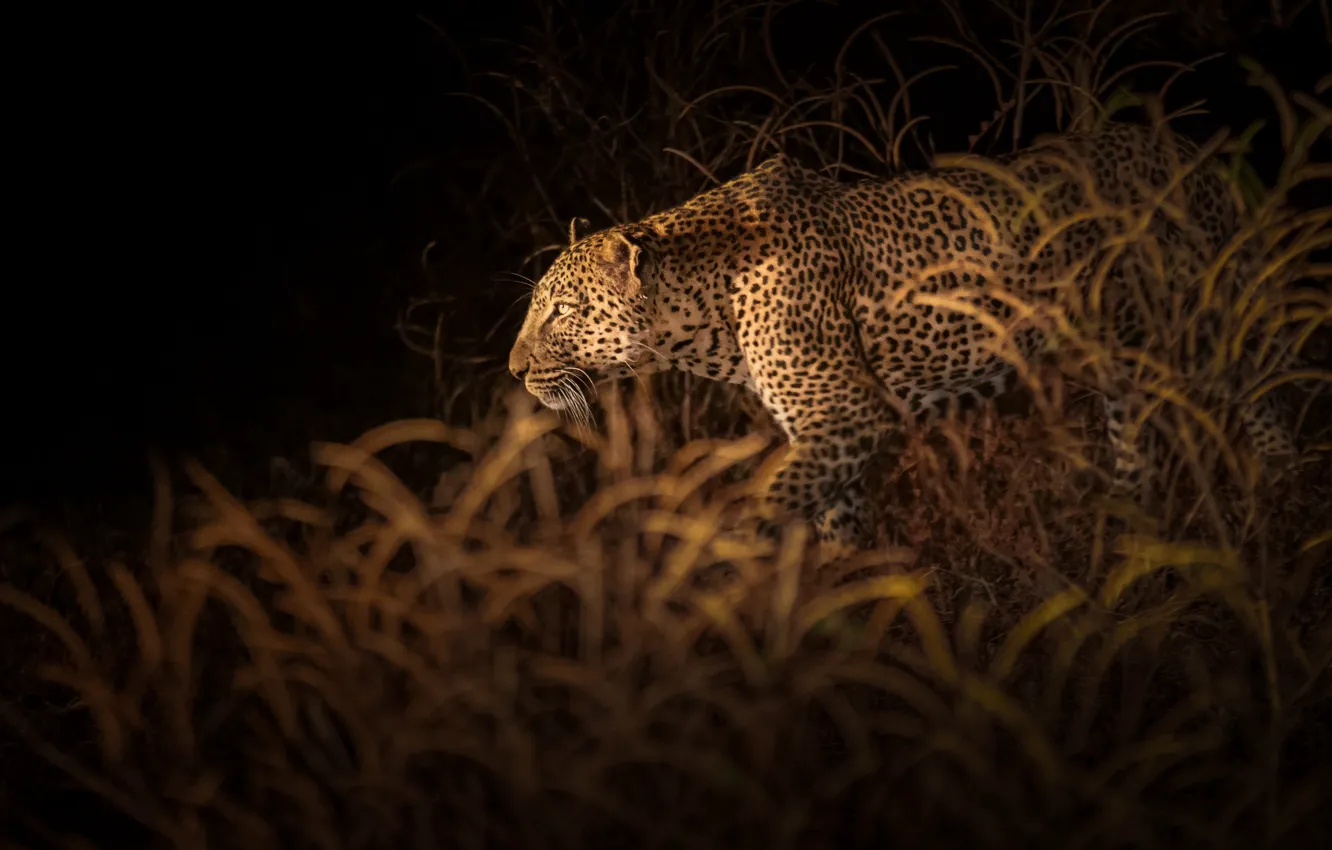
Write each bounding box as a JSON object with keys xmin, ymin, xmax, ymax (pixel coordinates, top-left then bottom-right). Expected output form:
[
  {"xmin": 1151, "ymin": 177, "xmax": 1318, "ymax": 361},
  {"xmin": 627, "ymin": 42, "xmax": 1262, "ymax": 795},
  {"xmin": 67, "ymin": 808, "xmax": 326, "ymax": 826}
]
[
  {"xmin": 754, "ymin": 152, "xmax": 797, "ymax": 175},
  {"xmin": 600, "ymin": 231, "xmax": 654, "ymax": 302},
  {"xmin": 569, "ymin": 217, "xmax": 592, "ymax": 246}
]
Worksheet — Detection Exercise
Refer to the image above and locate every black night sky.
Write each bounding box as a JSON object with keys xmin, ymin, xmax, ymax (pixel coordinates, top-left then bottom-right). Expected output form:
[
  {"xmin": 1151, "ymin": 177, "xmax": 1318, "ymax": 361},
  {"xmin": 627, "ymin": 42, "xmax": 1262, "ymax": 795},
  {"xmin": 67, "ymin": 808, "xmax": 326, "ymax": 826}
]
[{"xmin": 12, "ymin": 6, "xmax": 476, "ymax": 509}]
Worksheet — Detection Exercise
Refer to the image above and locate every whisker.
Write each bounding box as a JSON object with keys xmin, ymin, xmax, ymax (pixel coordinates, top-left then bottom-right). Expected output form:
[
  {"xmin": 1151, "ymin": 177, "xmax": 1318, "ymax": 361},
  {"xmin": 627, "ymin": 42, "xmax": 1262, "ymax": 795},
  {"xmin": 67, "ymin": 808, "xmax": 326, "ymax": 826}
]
[
  {"xmin": 619, "ymin": 343, "xmax": 660, "ymax": 386},
  {"xmin": 567, "ymin": 367, "xmax": 598, "ymax": 398},
  {"xmin": 551, "ymin": 385, "xmax": 571, "ymax": 422},
  {"xmin": 567, "ymin": 383, "xmax": 588, "ymax": 426},
  {"xmin": 494, "ymin": 271, "xmax": 538, "ymax": 290},
  {"xmin": 560, "ymin": 375, "xmax": 596, "ymax": 433},
  {"xmin": 632, "ymin": 340, "xmax": 669, "ymax": 363}
]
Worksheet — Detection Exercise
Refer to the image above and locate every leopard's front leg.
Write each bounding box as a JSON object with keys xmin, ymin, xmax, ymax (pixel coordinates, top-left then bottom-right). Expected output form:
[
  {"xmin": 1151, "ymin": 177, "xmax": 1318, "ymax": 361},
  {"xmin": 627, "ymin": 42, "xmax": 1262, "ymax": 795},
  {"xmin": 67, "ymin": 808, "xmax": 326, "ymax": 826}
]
[
  {"xmin": 749, "ymin": 354, "xmax": 895, "ymax": 550},
  {"xmin": 766, "ymin": 440, "xmax": 879, "ymax": 548}
]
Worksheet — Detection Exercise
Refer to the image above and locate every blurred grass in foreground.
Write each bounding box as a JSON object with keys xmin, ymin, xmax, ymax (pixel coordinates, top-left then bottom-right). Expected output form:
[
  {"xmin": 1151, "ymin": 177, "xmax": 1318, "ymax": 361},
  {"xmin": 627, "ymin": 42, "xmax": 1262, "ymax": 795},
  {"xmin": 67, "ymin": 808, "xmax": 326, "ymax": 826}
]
[
  {"xmin": 4, "ymin": 1, "xmax": 1332, "ymax": 848},
  {"xmin": 1, "ymin": 371, "xmax": 1328, "ymax": 848}
]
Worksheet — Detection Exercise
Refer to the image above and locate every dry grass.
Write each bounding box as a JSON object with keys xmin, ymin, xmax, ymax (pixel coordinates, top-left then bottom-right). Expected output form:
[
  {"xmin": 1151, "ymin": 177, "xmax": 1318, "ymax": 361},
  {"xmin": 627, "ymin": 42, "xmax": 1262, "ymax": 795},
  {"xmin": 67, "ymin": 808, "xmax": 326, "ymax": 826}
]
[
  {"xmin": 2, "ymin": 378, "xmax": 1329, "ymax": 849},
  {"xmin": 4, "ymin": 2, "xmax": 1331, "ymax": 849}
]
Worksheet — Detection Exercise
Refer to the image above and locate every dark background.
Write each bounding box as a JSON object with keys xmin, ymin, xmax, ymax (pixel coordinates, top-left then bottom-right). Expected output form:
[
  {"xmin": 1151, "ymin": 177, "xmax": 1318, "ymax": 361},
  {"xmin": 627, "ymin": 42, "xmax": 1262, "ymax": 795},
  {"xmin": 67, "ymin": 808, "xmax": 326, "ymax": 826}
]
[
  {"xmin": 5, "ymin": 1, "xmax": 1327, "ymax": 516},
  {"xmin": 0, "ymin": 3, "xmax": 1326, "ymax": 846},
  {"xmin": 8, "ymin": 6, "xmax": 471, "ymax": 511}
]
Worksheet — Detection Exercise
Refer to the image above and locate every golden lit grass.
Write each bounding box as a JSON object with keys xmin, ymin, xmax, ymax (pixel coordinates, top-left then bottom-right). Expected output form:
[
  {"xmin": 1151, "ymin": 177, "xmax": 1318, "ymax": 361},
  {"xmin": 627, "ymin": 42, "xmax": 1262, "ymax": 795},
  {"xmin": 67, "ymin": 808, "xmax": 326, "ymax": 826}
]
[
  {"xmin": 6, "ymin": 128, "xmax": 1332, "ymax": 839},
  {"xmin": 1, "ymin": 376, "xmax": 1328, "ymax": 849},
  {"xmin": 4, "ymin": 3, "xmax": 1332, "ymax": 849}
]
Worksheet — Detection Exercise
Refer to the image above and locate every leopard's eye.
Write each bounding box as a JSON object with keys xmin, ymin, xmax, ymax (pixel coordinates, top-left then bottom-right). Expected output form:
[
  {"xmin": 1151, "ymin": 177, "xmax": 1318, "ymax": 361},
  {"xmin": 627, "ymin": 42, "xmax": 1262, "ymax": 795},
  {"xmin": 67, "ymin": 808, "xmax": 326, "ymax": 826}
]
[{"xmin": 557, "ymin": 302, "xmax": 574, "ymax": 316}]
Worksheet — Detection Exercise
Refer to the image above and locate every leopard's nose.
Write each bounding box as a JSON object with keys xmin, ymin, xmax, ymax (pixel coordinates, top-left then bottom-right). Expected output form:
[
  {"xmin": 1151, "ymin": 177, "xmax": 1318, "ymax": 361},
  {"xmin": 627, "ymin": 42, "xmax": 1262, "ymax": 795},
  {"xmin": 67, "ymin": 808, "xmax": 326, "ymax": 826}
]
[{"xmin": 509, "ymin": 338, "xmax": 533, "ymax": 380}]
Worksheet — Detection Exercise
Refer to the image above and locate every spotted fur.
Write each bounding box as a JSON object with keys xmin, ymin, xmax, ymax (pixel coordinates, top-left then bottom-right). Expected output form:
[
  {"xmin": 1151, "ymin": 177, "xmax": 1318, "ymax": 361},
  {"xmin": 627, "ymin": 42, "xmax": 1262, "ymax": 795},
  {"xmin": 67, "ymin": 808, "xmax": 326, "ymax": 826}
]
[{"xmin": 508, "ymin": 122, "xmax": 1299, "ymax": 547}]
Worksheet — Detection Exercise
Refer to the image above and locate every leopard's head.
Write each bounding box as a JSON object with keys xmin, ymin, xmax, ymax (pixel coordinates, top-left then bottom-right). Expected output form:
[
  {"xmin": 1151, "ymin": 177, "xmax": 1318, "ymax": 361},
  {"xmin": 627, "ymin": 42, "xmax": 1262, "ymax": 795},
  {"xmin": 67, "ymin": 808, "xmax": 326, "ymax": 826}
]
[{"xmin": 508, "ymin": 225, "xmax": 659, "ymax": 417}]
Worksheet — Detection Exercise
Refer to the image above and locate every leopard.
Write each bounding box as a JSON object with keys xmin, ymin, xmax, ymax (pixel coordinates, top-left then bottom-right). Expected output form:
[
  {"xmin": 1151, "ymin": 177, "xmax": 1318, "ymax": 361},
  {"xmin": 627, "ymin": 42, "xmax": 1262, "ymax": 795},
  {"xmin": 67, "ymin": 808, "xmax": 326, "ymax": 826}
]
[{"xmin": 506, "ymin": 121, "xmax": 1307, "ymax": 549}]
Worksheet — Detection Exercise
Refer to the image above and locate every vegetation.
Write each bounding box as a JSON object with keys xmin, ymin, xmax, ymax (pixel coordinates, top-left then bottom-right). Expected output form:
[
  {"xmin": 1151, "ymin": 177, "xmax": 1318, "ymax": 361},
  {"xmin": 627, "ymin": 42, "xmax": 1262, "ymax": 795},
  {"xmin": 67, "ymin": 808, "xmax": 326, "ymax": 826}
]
[{"xmin": 3, "ymin": 1, "xmax": 1329, "ymax": 848}]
